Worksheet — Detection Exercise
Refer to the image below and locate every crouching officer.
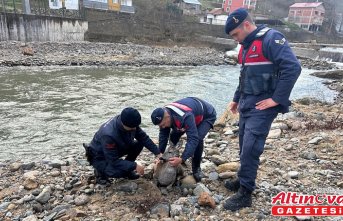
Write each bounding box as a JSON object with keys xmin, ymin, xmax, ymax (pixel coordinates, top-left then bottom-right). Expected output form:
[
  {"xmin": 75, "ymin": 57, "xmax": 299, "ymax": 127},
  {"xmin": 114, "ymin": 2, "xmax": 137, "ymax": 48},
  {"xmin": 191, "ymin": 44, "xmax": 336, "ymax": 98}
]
[
  {"xmin": 151, "ymin": 97, "xmax": 217, "ymax": 182},
  {"xmin": 84, "ymin": 107, "xmax": 161, "ymax": 184},
  {"xmin": 223, "ymin": 8, "xmax": 301, "ymax": 211}
]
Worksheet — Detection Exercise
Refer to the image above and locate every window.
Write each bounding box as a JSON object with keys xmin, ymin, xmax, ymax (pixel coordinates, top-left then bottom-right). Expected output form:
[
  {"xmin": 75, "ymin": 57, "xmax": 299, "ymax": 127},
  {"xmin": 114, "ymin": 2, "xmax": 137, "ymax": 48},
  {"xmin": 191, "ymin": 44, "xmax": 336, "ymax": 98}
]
[
  {"xmin": 51, "ymin": 0, "xmax": 58, "ymax": 6},
  {"xmin": 113, "ymin": 0, "xmax": 119, "ymax": 3}
]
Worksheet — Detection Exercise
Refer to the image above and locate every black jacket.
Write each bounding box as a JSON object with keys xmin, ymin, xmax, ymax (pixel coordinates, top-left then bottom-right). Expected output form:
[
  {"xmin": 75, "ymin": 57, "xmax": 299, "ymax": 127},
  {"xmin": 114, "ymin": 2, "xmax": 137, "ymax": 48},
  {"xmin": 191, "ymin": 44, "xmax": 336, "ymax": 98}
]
[{"xmin": 90, "ymin": 115, "xmax": 160, "ymax": 171}]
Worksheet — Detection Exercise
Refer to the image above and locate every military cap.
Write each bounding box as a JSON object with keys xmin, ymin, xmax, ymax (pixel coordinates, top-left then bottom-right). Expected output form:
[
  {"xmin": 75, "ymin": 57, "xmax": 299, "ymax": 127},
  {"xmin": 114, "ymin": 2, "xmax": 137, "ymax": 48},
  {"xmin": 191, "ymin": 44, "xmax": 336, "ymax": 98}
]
[
  {"xmin": 151, "ymin": 108, "xmax": 164, "ymax": 125},
  {"xmin": 225, "ymin": 8, "xmax": 249, "ymax": 34}
]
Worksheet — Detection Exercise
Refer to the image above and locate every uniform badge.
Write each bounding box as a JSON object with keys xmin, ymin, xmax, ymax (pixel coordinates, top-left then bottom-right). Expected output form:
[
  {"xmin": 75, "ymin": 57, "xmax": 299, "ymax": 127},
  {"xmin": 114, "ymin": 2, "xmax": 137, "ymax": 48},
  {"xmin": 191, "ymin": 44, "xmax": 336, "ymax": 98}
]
[
  {"xmin": 233, "ymin": 17, "xmax": 239, "ymax": 23},
  {"xmin": 275, "ymin": 38, "xmax": 286, "ymax": 45},
  {"xmin": 106, "ymin": 143, "xmax": 116, "ymax": 149}
]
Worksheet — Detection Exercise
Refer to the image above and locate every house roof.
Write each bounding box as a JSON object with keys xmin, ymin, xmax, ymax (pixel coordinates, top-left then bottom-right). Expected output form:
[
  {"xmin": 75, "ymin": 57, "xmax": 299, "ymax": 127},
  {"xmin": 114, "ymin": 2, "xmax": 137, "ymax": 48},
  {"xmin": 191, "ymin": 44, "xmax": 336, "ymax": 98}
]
[
  {"xmin": 183, "ymin": 0, "xmax": 201, "ymax": 5},
  {"xmin": 209, "ymin": 8, "xmax": 223, "ymax": 15},
  {"xmin": 290, "ymin": 2, "xmax": 323, "ymax": 8}
]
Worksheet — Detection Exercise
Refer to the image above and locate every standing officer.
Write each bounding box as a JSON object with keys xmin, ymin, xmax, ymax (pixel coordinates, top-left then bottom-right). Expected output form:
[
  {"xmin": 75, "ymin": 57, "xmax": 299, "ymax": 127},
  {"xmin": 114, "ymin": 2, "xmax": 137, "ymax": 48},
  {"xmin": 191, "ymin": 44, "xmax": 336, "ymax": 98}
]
[
  {"xmin": 84, "ymin": 107, "xmax": 161, "ymax": 184},
  {"xmin": 151, "ymin": 97, "xmax": 217, "ymax": 182},
  {"xmin": 223, "ymin": 8, "xmax": 301, "ymax": 211}
]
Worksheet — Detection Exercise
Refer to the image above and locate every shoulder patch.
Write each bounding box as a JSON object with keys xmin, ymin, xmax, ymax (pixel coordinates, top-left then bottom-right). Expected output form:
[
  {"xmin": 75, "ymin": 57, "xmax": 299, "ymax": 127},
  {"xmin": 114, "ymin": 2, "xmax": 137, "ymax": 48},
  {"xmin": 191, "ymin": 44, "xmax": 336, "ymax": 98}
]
[
  {"xmin": 106, "ymin": 143, "xmax": 116, "ymax": 149},
  {"xmin": 275, "ymin": 38, "xmax": 286, "ymax": 45}
]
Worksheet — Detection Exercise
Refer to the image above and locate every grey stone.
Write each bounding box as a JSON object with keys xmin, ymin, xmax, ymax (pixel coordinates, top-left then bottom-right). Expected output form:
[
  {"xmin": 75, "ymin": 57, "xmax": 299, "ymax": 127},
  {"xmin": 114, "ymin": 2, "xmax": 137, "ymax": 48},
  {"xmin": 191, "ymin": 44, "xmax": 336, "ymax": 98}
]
[
  {"xmin": 271, "ymin": 122, "xmax": 289, "ymax": 130},
  {"xmin": 209, "ymin": 155, "xmax": 227, "ymax": 165},
  {"xmin": 150, "ymin": 203, "xmax": 170, "ymax": 217},
  {"xmin": 260, "ymin": 181, "xmax": 272, "ymax": 190},
  {"xmin": 23, "ymin": 194, "xmax": 35, "ymax": 202},
  {"xmin": 22, "ymin": 215, "xmax": 39, "ymax": 221},
  {"xmin": 23, "ymin": 171, "xmax": 40, "ymax": 179},
  {"xmin": 74, "ymin": 194, "xmax": 90, "ymax": 206},
  {"xmin": 0, "ymin": 202, "xmax": 10, "ymax": 212},
  {"xmin": 208, "ymin": 172, "xmax": 219, "ymax": 181},
  {"xmin": 213, "ymin": 194, "xmax": 223, "ymax": 204},
  {"xmin": 35, "ymin": 186, "xmax": 51, "ymax": 204},
  {"xmin": 187, "ymin": 196, "xmax": 199, "ymax": 205},
  {"xmin": 205, "ymin": 139, "xmax": 215, "ymax": 144},
  {"xmin": 117, "ymin": 181, "xmax": 138, "ymax": 192},
  {"xmin": 288, "ymin": 171, "xmax": 299, "ymax": 179},
  {"xmin": 170, "ymin": 204, "xmax": 183, "ymax": 217},
  {"xmin": 22, "ymin": 162, "xmax": 35, "ymax": 170},
  {"xmin": 301, "ymin": 151, "xmax": 317, "ymax": 160},
  {"xmin": 224, "ymin": 130, "xmax": 234, "ymax": 135},
  {"xmin": 10, "ymin": 163, "xmax": 22, "ymax": 172},
  {"xmin": 51, "ymin": 204, "xmax": 71, "ymax": 214},
  {"xmin": 193, "ymin": 183, "xmax": 211, "ymax": 196},
  {"xmin": 63, "ymin": 195, "xmax": 74, "ymax": 202},
  {"xmin": 32, "ymin": 203, "xmax": 43, "ymax": 213},
  {"xmin": 308, "ymin": 137, "xmax": 323, "ymax": 145},
  {"xmin": 42, "ymin": 212, "xmax": 57, "ymax": 221},
  {"xmin": 49, "ymin": 159, "xmax": 65, "ymax": 169},
  {"xmin": 268, "ymin": 129, "xmax": 282, "ymax": 139},
  {"xmin": 31, "ymin": 189, "xmax": 41, "ymax": 196}
]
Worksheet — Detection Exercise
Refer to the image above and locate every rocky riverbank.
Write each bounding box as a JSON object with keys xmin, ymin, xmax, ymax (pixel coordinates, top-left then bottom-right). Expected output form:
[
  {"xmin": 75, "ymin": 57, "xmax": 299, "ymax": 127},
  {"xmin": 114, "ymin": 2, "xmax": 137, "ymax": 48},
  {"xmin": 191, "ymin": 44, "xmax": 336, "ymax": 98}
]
[
  {"xmin": 0, "ymin": 41, "xmax": 337, "ymax": 69},
  {"xmin": 0, "ymin": 41, "xmax": 228, "ymax": 67}
]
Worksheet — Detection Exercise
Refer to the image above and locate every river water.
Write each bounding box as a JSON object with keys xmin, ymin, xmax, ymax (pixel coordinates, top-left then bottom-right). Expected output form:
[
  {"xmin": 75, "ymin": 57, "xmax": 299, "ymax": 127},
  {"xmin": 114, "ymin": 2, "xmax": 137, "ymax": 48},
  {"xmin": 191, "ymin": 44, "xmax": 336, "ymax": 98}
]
[{"xmin": 0, "ymin": 65, "xmax": 337, "ymax": 162}]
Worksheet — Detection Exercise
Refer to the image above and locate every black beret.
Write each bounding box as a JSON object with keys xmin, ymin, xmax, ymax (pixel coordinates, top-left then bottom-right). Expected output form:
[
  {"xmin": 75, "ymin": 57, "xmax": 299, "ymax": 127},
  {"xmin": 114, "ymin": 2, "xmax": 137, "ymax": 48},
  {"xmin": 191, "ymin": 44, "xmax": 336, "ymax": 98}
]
[
  {"xmin": 121, "ymin": 107, "xmax": 141, "ymax": 128},
  {"xmin": 225, "ymin": 8, "xmax": 248, "ymax": 34}
]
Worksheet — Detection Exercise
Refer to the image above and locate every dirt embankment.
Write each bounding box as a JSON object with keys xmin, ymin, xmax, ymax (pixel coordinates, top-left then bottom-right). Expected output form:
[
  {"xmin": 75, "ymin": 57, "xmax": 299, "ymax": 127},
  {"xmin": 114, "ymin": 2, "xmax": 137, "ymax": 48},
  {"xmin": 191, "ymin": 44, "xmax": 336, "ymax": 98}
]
[{"xmin": 0, "ymin": 41, "xmax": 231, "ymax": 67}]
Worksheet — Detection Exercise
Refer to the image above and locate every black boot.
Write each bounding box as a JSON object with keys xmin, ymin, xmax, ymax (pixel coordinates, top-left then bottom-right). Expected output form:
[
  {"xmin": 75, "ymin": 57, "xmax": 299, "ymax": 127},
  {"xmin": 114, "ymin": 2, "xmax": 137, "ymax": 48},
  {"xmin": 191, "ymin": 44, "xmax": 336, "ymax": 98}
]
[
  {"xmin": 192, "ymin": 167, "xmax": 205, "ymax": 182},
  {"xmin": 127, "ymin": 171, "xmax": 140, "ymax": 180},
  {"xmin": 224, "ymin": 179, "xmax": 240, "ymax": 192},
  {"xmin": 223, "ymin": 186, "xmax": 252, "ymax": 211},
  {"xmin": 94, "ymin": 169, "xmax": 111, "ymax": 185}
]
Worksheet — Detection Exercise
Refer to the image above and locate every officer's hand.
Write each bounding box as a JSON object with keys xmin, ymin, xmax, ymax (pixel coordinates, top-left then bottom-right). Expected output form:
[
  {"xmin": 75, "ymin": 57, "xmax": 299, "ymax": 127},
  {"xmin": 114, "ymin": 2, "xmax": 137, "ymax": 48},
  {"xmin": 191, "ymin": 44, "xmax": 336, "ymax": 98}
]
[
  {"xmin": 169, "ymin": 157, "xmax": 182, "ymax": 167},
  {"xmin": 229, "ymin": 102, "xmax": 238, "ymax": 114},
  {"xmin": 255, "ymin": 98, "xmax": 279, "ymax": 110},
  {"xmin": 135, "ymin": 164, "xmax": 145, "ymax": 176}
]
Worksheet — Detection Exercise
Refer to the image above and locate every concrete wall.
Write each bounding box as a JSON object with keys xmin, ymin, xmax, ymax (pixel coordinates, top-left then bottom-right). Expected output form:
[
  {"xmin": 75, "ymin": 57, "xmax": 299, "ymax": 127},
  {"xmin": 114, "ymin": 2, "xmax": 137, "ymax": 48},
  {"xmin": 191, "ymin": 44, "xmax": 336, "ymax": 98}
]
[
  {"xmin": 292, "ymin": 47, "xmax": 343, "ymax": 62},
  {"xmin": 0, "ymin": 13, "xmax": 88, "ymax": 42}
]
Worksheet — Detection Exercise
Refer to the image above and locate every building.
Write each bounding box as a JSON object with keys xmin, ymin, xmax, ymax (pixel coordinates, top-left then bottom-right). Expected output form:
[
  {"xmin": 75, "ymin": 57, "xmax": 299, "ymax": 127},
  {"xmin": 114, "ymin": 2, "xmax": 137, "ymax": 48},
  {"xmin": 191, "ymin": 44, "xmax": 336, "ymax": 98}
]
[
  {"xmin": 84, "ymin": 0, "xmax": 134, "ymax": 13},
  {"xmin": 288, "ymin": 2, "xmax": 325, "ymax": 32},
  {"xmin": 222, "ymin": 0, "xmax": 257, "ymax": 14},
  {"xmin": 119, "ymin": 0, "xmax": 134, "ymax": 13},
  {"xmin": 178, "ymin": 0, "xmax": 202, "ymax": 15},
  {"xmin": 201, "ymin": 8, "xmax": 228, "ymax": 25}
]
